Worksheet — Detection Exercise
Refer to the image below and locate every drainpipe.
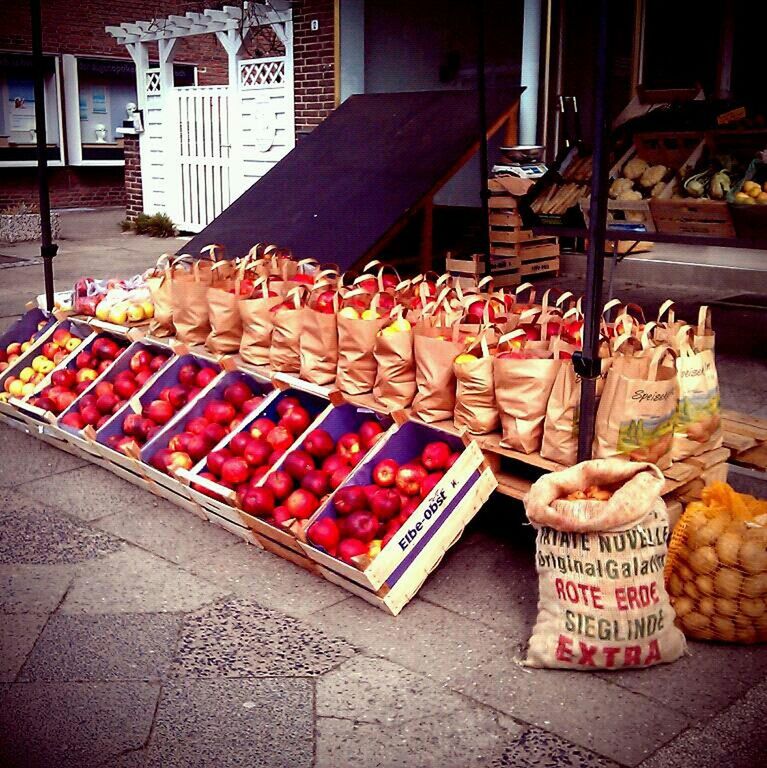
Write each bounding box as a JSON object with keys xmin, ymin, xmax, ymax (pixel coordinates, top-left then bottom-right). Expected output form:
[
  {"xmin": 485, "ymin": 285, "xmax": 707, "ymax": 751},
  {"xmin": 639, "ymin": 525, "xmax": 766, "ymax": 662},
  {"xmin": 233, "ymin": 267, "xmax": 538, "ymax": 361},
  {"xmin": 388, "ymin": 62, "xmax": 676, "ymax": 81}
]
[{"xmin": 520, "ymin": 0, "xmax": 542, "ymax": 145}]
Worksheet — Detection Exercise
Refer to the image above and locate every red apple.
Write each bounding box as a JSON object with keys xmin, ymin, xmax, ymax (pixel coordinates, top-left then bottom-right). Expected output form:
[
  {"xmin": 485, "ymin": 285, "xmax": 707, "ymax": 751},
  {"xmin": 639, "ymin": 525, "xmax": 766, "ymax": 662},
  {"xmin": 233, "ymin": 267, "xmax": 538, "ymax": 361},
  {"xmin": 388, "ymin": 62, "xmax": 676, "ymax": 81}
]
[
  {"xmin": 372, "ymin": 458, "xmax": 398, "ymax": 487},
  {"xmin": 269, "ymin": 449, "xmax": 286, "ymax": 466},
  {"xmin": 240, "ymin": 487, "xmax": 275, "ymax": 518},
  {"xmin": 97, "ymin": 360, "xmax": 112, "ymax": 374},
  {"xmin": 301, "ymin": 469, "xmax": 329, "ymax": 497},
  {"xmin": 337, "ymin": 433, "xmax": 362, "ymax": 461},
  {"xmin": 242, "ymin": 396, "xmax": 265, "ymax": 415},
  {"xmin": 135, "ymin": 370, "xmax": 153, "ymax": 387},
  {"xmin": 229, "ymin": 432, "xmax": 253, "ymax": 457},
  {"xmin": 267, "ymin": 425, "xmax": 294, "ymax": 453},
  {"xmin": 92, "ymin": 337, "xmax": 120, "ymax": 360},
  {"xmin": 276, "ymin": 395, "xmax": 301, "ymax": 418},
  {"xmin": 60, "ymin": 412, "xmax": 85, "ymax": 430},
  {"xmin": 96, "ymin": 393, "xmax": 119, "ymax": 415},
  {"xmin": 396, "ymin": 464, "xmax": 428, "ymax": 496},
  {"xmin": 250, "ymin": 465, "xmax": 270, "ymax": 483},
  {"xmin": 166, "ymin": 385, "xmax": 188, "ymax": 409},
  {"xmin": 420, "ymin": 472, "xmax": 443, "ymax": 499},
  {"xmin": 283, "ymin": 450, "xmax": 315, "ymax": 481},
  {"xmin": 307, "ymin": 517, "xmax": 340, "ymax": 555},
  {"xmin": 168, "ymin": 432, "xmax": 192, "ymax": 453},
  {"xmin": 284, "ymin": 488, "xmax": 319, "ymax": 520},
  {"xmin": 130, "ymin": 349, "xmax": 152, "ymax": 372},
  {"xmin": 123, "ymin": 413, "xmax": 144, "ymax": 436},
  {"xmin": 322, "ymin": 454, "xmax": 349, "ymax": 474},
  {"xmin": 145, "ymin": 399, "xmax": 174, "ymax": 425},
  {"xmin": 370, "ymin": 488, "xmax": 401, "ymax": 521},
  {"xmin": 243, "ymin": 438, "xmax": 271, "ymax": 468},
  {"xmin": 359, "ymin": 420, "xmax": 384, "ymax": 450},
  {"xmin": 75, "ymin": 351, "xmax": 93, "ymax": 370},
  {"xmin": 333, "ymin": 485, "xmax": 366, "ymax": 516},
  {"xmin": 204, "ymin": 400, "xmax": 236, "ymax": 425},
  {"xmin": 223, "ymin": 380, "xmax": 252, "ymax": 408},
  {"xmin": 338, "ymin": 538, "xmax": 368, "ymax": 565},
  {"xmin": 150, "ymin": 354, "xmax": 168, "ymax": 372},
  {"xmin": 113, "ymin": 377, "xmax": 137, "ymax": 399},
  {"xmin": 150, "ymin": 448, "xmax": 173, "ymax": 471},
  {"xmin": 177, "ymin": 363, "xmax": 200, "ymax": 386},
  {"xmin": 204, "ymin": 422, "xmax": 227, "ymax": 446},
  {"xmin": 196, "ymin": 367, "xmax": 218, "ymax": 388},
  {"xmin": 265, "ymin": 470, "xmax": 294, "ymax": 501},
  {"xmin": 421, "ymin": 441, "xmax": 451, "ymax": 471},
  {"xmin": 304, "ymin": 428, "xmax": 335, "ymax": 459},
  {"xmin": 187, "ymin": 416, "xmax": 209, "ymax": 436},
  {"xmin": 80, "ymin": 404, "xmax": 100, "ymax": 426},
  {"xmin": 250, "ymin": 417, "xmax": 276, "ymax": 439},
  {"xmin": 273, "ymin": 506, "xmax": 293, "ymax": 526},
  {"xmin": 221, "ymin": 457, "xmax": 250, "ymax": 485},
  {"xmin": 187, "ymin": 433, "xmax": 211, "ymax": 461},
  {"xmin": 279, "ymin": 406, "xmax": 311, "ymax": 436},
  {"xmin": 345, "ymin": 511, "xmax": 378, "ymax": 543},
  {"xmin": 446, "ymin": 451, "xmax": 461, "ymax": 469},
  {"xmin": 207, "ymin": 449, "xmax": 232, "ymax": 477},
  {"xmin": 168, "ymin": 451, "xmax": 193, "ymax": 472},
  {"xmin": 93, "ymin": 380, "xmax": 114, "ymax": 398},
  {"xmin": 51, "ymin": 368, "xmax": 77, "ymax": 388}
]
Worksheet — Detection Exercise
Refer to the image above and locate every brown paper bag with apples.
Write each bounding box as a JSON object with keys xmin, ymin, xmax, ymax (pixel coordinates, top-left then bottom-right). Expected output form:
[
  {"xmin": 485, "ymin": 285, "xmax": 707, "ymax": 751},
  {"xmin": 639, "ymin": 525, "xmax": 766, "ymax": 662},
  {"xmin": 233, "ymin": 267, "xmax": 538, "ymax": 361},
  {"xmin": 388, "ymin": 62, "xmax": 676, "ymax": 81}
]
[
  {"xmin": 493, "ymin": 330, "xmax": 563, "ymax": 453},
  {"xmin": 270, "ymin": 286, "xmax": 306, "ymax": 373},
  {"xmin": 205, "ymin": 259, "xmax": 245, "ymax": 354},
  {"xmin": 299, "ymin": 274, "xmax": 341, "ymax": 385},
  {"xmin": 453, "ymin": 330, "xmax": 499, "ymax": 435},
  {"xmin": 239, "ymin": 277, "xmax": 281, "ymax": 366},
  {"xmin": 652, "ymin": 299, "xmax": 687, "ymax": 349},
  {"xmin": 373, "ymin": 307, "xmax": 416, "ymax": 410},
  {"xmin": 411, "ymin": 304, "xmax": 463, "ymax": 423},
  {"xmin": 671, "ymin": 324, "xmax": 721, "ymax": 460},
  {"xmin": 693, "ymin": 305, "xmax": 715, "ymax": 352},
  {"xmin": 595, "ymin": 339, "xmax": 678, "ymax": 469},
  {"xmin": 336, "ymin": 290, "xmax": 386, "ymax": 396},
  {"xmin": 145, "ymin": 254, "xmax": 174, "ymax": 337},
  {"xmin": 524, "ymin": 459, "xmax": 686, "ymax": 670},
  {"xmin": 170, "ymin": 254, "xmax": 215, "ymax": 345}
]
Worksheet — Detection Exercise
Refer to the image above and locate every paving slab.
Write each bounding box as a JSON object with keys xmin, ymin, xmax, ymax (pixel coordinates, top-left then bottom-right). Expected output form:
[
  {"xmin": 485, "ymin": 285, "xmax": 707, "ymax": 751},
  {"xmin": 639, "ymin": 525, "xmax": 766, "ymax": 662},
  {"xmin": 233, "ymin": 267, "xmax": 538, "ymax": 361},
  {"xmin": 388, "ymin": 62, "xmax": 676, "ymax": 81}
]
[
  {"xmin": 186, "ymin": 541, "xmax": 349, "ymax": 618},
  {"xmin": 0, "ymin": 681, "xmax": 158, "ymax": 768},
  {"xmin": 599, "ymin": 639, "xmax": 767, "ymax": 720},
  {"xmin": 0, "ymin": 424, "xmax": 87, "ymax": 488},
  {"xmin": 61, "ymin": 545, "xmax": 228, "ymax": 615},
  {"xmin": 0, "ymin": 563, "xmax": 77, "ymax": 613},
  {"xmin": 317, "ymin": 708, "xmax": 523, "ymax": 768},
  {"xmin": 142, "ymin": 678, "xmax": 314, "ymax": 768},
  {"xmin": 95, "ymin": 502, "xmax": 240, "ymax": 565},
  {"xmin": 638, "ymin": 677, "xmax": 767, "ymax": 768},
  {"xmin": 16, "ymin": 464, "xmax": 168, "ymax": 523},
  {"xmin": 171, "ymin": 596, "xmax": 355, "ymax": 678},
  {"xmin": 0, "ymin": 614, "xmax": 48, "ymax": 682},
  {"xmin": 305, "ymin": 597, "xmax": 690, "ymax": 766},
  {"xmin": 493, "ymin": 727, "xmax": 619, "ymax": 768},
  {"xmin": 19, "ymin": 612, "xmax": 182, "ymax": 682},
  {"xmin": 419, "ymin": 532, "xmax": 539, "ymax": 645},
  {"xmin": 0, "ymin": 489, "xmax": 121, "ymax": 565}
]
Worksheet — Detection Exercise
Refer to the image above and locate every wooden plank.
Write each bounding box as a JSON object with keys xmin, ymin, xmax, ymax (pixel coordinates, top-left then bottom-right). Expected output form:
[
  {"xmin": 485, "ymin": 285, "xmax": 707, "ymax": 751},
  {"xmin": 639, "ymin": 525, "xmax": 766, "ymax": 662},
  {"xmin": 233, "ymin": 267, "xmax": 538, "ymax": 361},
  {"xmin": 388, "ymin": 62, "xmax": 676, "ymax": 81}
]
[
  {"xmin": 722, "ymin": 420, "xmax": 767, "ymax": 442},
  {"xmin": 731, "ymin": 443, "xmax": 767, "ymax": 471},
  {"xmin": 722, "ymin": 409, "xmax": 767, "ymax": 431},
  {"xmin": 488, "ymin": 212, "xmax": 524, "ymax": 228},
  {"xmin": 722, "ymin": 431, "xmax": 757, "ymax": 454},
  {"xmin": 520, "ymin": 257, "xmax": 559, "ymax": 277},
  {"xmin": 488, "ymin": 196, "xmax": 519, "ymax": 209},
  {"xmin": 518, "ymin": 241, "xmax": 560, "ymax": 260},
  {"xmin": 686, "ymin": 446, "xmax": 732, "ymax": 470}
]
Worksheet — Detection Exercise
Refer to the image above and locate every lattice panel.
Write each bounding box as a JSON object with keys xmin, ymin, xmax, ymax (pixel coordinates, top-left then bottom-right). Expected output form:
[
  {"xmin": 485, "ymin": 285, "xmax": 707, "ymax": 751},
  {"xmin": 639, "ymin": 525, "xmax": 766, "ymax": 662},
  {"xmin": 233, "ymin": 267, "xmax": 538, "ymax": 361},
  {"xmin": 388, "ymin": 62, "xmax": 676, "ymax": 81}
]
[
  {"xmin": 145, "ymin": 69, "xmax": 161, "ymax": 96},
  {"xmin": 240, "ymin": 58, "xmax": 285, "ymax": 90}
]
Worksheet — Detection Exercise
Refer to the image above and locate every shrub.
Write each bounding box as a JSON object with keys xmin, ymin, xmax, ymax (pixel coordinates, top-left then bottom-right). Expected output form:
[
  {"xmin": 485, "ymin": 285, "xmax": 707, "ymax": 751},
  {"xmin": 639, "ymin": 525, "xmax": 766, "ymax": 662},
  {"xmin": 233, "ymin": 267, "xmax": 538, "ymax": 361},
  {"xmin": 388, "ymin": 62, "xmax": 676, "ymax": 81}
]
[{"xmin": 146, "ymin": 212, "xmax": 176, "ymax": 238}]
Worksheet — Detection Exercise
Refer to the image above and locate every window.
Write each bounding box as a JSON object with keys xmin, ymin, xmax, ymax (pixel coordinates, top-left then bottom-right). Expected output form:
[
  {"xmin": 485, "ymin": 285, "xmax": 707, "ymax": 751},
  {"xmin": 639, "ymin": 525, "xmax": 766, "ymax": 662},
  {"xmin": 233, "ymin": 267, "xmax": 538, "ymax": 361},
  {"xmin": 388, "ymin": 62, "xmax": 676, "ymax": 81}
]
[{"xmin": 0, "ymin": 52, "xmax": 62, "ymax": 165}]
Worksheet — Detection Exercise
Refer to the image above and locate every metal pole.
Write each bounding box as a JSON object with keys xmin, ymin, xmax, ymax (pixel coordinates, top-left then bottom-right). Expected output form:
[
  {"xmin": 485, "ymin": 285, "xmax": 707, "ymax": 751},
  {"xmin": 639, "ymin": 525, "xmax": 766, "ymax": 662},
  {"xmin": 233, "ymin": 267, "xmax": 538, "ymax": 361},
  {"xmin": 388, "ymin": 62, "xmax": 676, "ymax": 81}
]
[
  {"xmin": 476, "ymin": 0, "xmax": 491, "ymax": 274},
  {"xmin": 575, "ymin": 0, "xmax": 610, "ymax": 462},
  {"xmin": 30, "ymin": 0, "xmax": 57, "ymax": 311}
]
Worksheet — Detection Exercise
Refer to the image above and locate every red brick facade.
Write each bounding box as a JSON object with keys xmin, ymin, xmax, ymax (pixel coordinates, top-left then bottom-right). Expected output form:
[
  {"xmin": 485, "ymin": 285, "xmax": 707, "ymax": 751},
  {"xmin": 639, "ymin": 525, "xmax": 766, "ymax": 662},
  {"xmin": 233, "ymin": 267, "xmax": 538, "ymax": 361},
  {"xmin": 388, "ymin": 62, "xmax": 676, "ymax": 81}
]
[{"xmin": 0, "ymin": 1, "xmax": 336, "ymax": 213}]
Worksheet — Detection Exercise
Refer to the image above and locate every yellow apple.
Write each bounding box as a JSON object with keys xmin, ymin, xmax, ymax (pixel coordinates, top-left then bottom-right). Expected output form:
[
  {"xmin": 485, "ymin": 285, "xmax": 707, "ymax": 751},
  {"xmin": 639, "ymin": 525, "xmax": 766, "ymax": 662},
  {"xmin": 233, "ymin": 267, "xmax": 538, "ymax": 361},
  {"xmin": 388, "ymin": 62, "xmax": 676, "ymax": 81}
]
[
  {"xmin": 6, "ymin": 342, "xmax": 21, "ymax": 356},
  {"xmin": 21, "ymin": 382, "xmax": 36, "ymax": 397},
  {"xmin": 361, "ymin": 308, "xmax": 380, "ymax": 321},
  {"xmin": 140, "ymin": 301, "xmax": 154, "ymax": 318},
  {"xmin": 454, "ymin": 353, "xmax": 478, "ymax": 365},
  {"xmin": 76, "ymin": 368, "xmax": 98, "ymax": 383},
  {"xmin": 108, "ymin": 304, "xmax": 129, "ymax": 325},
  {"xmin": 64, "ymin": 337, "xmax": 82, "ymax": 352},
  {"xmin": 339, "ymin": 307, "xmax": 360, "ymax": 320},
  {"xmin": 127, "ymin": 304, "xmax": 145, "ymax": 322},
  {"xmin": 95, "ymin": 302, "xmax": 111, "ymax": 321},
  {"xmin": 20, "ymin": 341, "xmax": 31, "ymax": 352},
  {"xmin": 32, "ymin": 355, "xmax": 51, "ymax": 373},
  {"xmin": 368, "ymin": 539, "xmax": 382, "ymax": 559},
  {"xmin": 8, "ymin": 379, "xmax": 25, "ymax": 397},
  {"xmin": 19, "ymin": 367, "xmax": 35, "ymax": 383}
]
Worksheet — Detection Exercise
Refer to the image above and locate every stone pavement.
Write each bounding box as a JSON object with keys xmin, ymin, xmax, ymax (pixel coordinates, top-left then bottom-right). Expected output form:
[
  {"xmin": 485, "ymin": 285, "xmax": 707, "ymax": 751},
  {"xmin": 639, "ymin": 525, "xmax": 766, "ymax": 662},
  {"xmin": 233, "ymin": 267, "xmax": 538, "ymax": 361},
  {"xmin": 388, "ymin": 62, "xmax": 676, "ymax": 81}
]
[{"xmin": 0, "ymin": 209, "xmax": 766, "ymax": 767}]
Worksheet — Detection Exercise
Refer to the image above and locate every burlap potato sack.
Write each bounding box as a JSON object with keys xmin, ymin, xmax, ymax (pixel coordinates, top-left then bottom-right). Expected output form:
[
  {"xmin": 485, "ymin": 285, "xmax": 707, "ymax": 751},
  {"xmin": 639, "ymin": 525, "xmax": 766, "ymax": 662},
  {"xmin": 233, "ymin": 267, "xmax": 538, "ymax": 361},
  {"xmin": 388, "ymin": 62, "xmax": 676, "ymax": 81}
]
[
  {"xmin": 524, "ymin": 459, "xmax": 687, "ymax": 670},
  {"xmin": 145, "ymin": 254, "xmax": 174, "ymax": 337},
  {"xmin": 373, "ymin": 311, "xmax": 416, "ymax": 410},
  {"xmin": 595, "ymin": 342, "xmax": 678, "ymax": 469},
  {"xmin": 171, "ymin": 257, "xmax": 213, "ymax": 345},
  {"xmin": 671, "ymin": 325, "xmax": 721, "ymax": 461},
  {"xmin": 411, "ymin": 323, "xmax": 463, "ymax": 423},
  {"xmin": 238, "ymin": 278, "xmax": 281, "ymax": 366}
]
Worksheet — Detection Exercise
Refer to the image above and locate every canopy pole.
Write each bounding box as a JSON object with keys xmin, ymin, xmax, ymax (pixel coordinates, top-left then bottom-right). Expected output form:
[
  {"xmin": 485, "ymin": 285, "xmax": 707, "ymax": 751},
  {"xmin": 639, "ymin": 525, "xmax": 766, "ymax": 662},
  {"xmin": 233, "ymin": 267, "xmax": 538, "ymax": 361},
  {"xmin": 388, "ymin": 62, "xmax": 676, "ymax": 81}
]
[
  {"xmin": 30, "ymin": 0, "xmax": 57, "ymax": 311},
  {"xmin": 575, "ymin": 0, "xmax": 610, "ymax": 462},
  {"xmin": 476, "ymin": 0, "xmax": 491, "ymax": 274}
]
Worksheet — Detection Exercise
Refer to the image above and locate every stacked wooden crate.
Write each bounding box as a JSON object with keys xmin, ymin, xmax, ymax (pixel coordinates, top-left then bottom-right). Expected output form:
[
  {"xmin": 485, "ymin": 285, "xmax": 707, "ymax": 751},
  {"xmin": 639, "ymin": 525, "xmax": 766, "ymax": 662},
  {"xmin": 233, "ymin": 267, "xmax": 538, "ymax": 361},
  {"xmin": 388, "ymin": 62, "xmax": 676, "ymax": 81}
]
[{"xmin": 447, "ymin": 176, "xmax": 560, "ymax": 287}]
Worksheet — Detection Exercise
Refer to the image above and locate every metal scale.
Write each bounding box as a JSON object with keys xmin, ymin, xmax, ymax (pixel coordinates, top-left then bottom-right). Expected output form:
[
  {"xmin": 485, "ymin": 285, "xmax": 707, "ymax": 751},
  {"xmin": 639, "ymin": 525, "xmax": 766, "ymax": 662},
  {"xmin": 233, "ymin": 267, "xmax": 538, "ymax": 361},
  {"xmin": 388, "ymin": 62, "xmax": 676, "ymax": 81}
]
[{"xmin": 492, "ymin": 145, "xmax": 548, "ymax": 179}]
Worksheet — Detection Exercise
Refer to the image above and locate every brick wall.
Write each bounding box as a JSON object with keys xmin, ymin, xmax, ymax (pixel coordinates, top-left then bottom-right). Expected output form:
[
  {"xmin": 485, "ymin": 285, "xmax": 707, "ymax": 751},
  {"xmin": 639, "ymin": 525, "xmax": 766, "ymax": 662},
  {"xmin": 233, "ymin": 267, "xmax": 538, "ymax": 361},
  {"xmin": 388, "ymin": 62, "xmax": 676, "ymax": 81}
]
[
  {"xmin": 123, "ymin": 135, "xmax": 142, "ymax": 220},
  {"xmin": 0, "ymin": 167, "xmax": 125, "ymax": 210},
  {"xmin": 293, "ymin": 0, "xmax": 337, "ymax": 136}
]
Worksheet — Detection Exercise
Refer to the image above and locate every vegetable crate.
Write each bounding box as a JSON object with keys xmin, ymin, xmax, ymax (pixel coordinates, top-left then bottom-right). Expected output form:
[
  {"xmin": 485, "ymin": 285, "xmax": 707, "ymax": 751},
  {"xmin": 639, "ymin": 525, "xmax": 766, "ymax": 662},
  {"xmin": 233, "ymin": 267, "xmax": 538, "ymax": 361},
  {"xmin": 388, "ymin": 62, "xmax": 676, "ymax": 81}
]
[
  {"xmin": 178, "ymin": 388, "xmax": 327, "ymax": 550},
  {"xmin": 0, "ymin": 308, "xmax": 55, "ymax": 363},
  {"xmin": 729, "ymin": 160, "xmax": 767, "ymax": 240},
  {"xmin": 650, "ymin": 141, "xmax": 736, "ymax": 238},
  {"xmin": 299, "ymin": 420, "xmax": 497, "ymax": 615}
]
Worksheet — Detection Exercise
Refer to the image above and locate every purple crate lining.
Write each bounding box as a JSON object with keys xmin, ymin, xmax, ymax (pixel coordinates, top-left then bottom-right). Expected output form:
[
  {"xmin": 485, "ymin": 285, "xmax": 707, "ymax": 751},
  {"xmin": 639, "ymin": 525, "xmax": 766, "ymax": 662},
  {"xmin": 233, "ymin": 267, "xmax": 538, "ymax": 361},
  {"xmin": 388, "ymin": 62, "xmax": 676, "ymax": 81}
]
[
  {"xmin": 0, "ymin": 318, "xmax": 92, "ymax": 386},
  {"xmin": 309, "ymin": 420, "xmax": 469, "ymax": 584},
  {"xmin": 0, "ymin": 308, "xmax": 51, "ymax": 349},
  {"xmin": 96, "ymin": 354, "xmax": 220, "ymax": 447},
  {"xmin": 141, "ymin": 370, "xmax": 276, "ymax": 464},
  {"xmin": 57, "ymin": 340, "xmax": 173, "ymax": 437},
  {"xmin": 192, "ymin": 388, "xmax": 328, "ymax": 477}
]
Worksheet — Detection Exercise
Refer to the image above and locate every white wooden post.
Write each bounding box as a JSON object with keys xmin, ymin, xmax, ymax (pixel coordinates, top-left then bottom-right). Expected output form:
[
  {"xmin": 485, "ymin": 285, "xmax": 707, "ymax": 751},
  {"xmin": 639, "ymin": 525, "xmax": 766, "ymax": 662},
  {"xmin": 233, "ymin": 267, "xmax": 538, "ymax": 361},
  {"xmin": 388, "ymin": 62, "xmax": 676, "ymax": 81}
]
[
  {"xmin": 283, "ymin": 17, "xmax": 296, "ymax": 151},
  {"xmin": 215, "ymin": 28, "xmax": 245, "ymax": 198},
  {"xmin": 159, "ymin": 38, "xmax": 180, "ymax": 223},
  {"xmin": 61, "ymin": 54, "xmax": 82, "ymax": 165},
  {"xmin": 126, "ymin": 41, "xmax": 151, "ymax": 215}
]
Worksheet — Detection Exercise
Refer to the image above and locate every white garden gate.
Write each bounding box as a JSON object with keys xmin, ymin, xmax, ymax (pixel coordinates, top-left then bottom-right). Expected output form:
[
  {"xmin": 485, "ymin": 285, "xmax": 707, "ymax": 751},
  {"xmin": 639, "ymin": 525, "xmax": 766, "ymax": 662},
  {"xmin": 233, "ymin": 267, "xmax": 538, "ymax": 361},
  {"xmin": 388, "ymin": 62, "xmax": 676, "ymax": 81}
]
[{"xmin": 107, "ymin": 4, "xmax": 295, "ymax": 233}]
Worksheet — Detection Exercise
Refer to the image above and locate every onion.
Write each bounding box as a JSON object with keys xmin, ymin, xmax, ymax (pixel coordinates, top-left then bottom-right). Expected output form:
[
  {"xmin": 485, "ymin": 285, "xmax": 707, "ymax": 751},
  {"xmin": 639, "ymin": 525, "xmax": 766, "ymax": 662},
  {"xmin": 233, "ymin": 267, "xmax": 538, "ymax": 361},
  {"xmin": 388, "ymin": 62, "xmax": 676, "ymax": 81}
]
[
  {"xmin": 695, "ymin": 574, "xmax": 715, "ymax": 596},
  {"xmin": 689, "ymin": 546, "xmax": 718, "ymax": 575},
  {"xmin": 712, "ymin": 615, "xmax": 737, "ymax": 642},
  {"xmin": 739, "ymin": 539, "xmax": 767, "ymax": 575},
  {"xmin": 739, "ymin": 597, "xmax": 765, "ymax": 618},
  {"xmin": 714, "ymin": 568, "xmax": 743, "ymax": 599},
  {"xmin": 682, "ymin": 611, "xmax": 710, "ymax": 635},
  {"xmin": 715, "ymin": 597, "xmax": 738, "ymax": 617},
  {"xmin": 698, "ymin": 596, "xmax": 716, "ymax": 617},
  {"xmin": 716, "ymin": 531, "xmax": 742, "ymax": 567},
  {"xmin": 671, "ymin": 595, "xmax": 694, "ymax": 618},
  {"xmin": 742, "ymin": 573, "xmax": 767, "ymax": 598}
]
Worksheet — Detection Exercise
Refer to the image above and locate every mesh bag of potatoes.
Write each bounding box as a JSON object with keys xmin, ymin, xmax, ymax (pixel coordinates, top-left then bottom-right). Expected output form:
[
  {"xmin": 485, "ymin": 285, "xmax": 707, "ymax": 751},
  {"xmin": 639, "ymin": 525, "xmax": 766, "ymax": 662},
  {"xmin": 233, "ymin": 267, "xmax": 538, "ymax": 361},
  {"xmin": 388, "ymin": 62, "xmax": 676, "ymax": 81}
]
[{"xmin": 666, "ymin": 482, "xmax": 767, "ymax": 644}]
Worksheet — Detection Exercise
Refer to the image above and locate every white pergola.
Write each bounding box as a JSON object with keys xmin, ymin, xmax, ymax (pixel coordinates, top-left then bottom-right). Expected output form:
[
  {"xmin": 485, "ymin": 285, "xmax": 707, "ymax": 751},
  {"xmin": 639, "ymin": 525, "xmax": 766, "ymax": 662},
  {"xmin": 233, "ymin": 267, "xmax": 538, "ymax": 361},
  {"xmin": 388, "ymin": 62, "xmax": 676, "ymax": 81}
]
[{"xmin": 105, "ymin": 3, "xmax": 292, "ymax": 92}]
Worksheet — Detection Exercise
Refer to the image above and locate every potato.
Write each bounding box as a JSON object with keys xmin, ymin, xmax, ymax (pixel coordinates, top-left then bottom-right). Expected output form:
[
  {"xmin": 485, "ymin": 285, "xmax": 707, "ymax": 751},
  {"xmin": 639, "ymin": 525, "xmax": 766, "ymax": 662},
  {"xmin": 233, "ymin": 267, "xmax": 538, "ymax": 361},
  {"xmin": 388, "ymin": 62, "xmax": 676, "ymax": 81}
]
[
  {"xmin": 734, "ymin": 612, "xmax": 753, "ymax": 628},
  {"xmin": 735, "ymin": 625, "xmax": 757, "ymax": 644},
  {"xmin": 682, "ymin": 611, "xmax": 710, "ymax": 635},
  {"xmin": 755, "ymin": 613, "xmax": 767, "ymax": 634},
  {"xmin": 689, "ymin": 546, "xmax": 718, "ymax": 575},
  {"xmin": 668, "ymin": 572, "xmax": 684, "ymax": 597},
  {"xmin": 671, "ymin": 595, "xmax": 694, "ymax": 618},
  {"xmin": 714, "ymin": 568, "xmax": 743, "ymax": 599},
  {"xmin": 711, "ymin": 615, "xmax": 737, "ymax": 642},
  {"xmin": 695, "ymin": 574, "xmax": 715, "ymax": 596},
  {"xmin": 683, "ymin": 580, "xmax": 700, "ymax": 600},
  {"xmin": 677, "ymin": 562, "xmax": 694, "ymax": 582},
  {"xmin": 715, "ymin": 597, "xmax": 739, "ymax": 617},
  {"xmin": 715, "ymin": 530, "xmax": 742, "ymax": 566},
  {"xmin": 739, "ymin": 539, "xmax": 767, "ymax": 574},
  {"xmin": 690, "ymin": 515, "xmax": 729, "ymax": 550},
  {"xmin": 739, "ymin": 597, "xmax": 765, "ymax": 618},
  {"xmin": 698, "ymin": 596, "xmax": 716, "ymax": 617},
  {"xmin": 742, "ymin": 573, "xmax": 767, "ymax": 598}
]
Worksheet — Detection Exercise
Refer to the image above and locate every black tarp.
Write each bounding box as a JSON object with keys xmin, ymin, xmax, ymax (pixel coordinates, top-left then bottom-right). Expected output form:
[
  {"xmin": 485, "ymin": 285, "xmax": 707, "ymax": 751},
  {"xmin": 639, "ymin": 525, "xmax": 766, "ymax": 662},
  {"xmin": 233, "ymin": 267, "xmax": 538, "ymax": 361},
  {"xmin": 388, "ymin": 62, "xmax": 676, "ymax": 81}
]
[{"xmin": 181, "ymin": 88, "xmax": 522, "ymax": 269}]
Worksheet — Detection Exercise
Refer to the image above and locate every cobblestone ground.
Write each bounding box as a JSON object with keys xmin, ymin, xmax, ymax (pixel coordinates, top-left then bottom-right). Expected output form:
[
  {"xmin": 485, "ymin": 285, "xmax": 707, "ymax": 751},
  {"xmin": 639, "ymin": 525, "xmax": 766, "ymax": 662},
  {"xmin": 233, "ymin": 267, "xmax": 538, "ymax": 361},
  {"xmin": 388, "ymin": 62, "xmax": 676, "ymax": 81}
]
[{"xmin": 1, "ymin": 210, "xmax": 766, "ymax": 767}]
